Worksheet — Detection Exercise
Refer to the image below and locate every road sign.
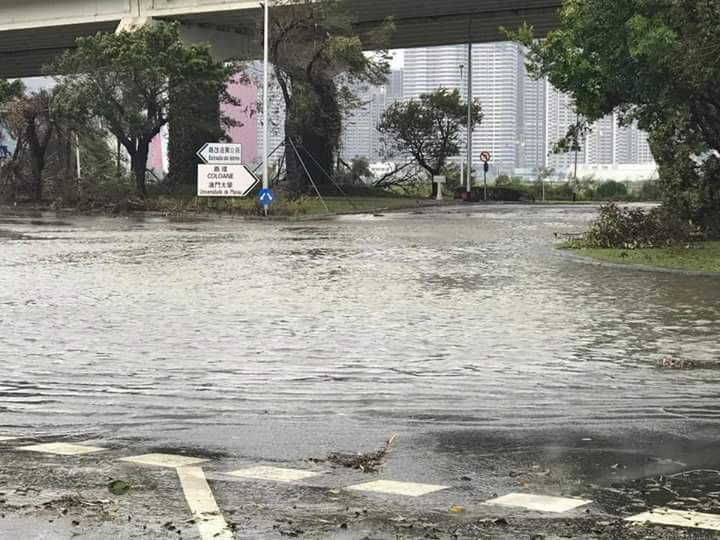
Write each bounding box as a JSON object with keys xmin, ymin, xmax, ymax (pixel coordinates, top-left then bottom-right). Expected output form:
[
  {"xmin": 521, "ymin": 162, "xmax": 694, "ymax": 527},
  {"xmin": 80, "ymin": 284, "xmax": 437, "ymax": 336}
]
[
  {"xmin": 258, "ymin": 188, "xmax": 274, "ymax": 207},
  {"xmin": 197, "ymin": 164, "xmax": 258, "ymax": 197},
  {"xmin": 196, "ymin": 143, "xmax": 243, "ymax": 165},
  {"xmin": 480, "ymin": 151, "xmax": 492, "ymax": 163}
]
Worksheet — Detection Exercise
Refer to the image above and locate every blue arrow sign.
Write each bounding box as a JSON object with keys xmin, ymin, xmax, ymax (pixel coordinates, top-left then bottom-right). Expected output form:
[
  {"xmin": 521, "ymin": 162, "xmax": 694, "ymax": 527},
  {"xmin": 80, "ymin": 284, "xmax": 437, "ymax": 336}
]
[{"xmin": 258, "ymin": 188, "xmax": 274, "ymax": 206}]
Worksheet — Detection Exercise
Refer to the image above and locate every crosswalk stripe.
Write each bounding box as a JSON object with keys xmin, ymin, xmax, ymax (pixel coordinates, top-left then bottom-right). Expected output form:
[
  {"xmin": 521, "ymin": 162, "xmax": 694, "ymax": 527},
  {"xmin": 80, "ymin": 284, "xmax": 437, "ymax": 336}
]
[
  {"xmin": 177, "ymin": 467, "xmax": 233, "ymax": 540},
  {"xmin": 626, "ymin": 508, "xmax": 720, "ymax": 531}
]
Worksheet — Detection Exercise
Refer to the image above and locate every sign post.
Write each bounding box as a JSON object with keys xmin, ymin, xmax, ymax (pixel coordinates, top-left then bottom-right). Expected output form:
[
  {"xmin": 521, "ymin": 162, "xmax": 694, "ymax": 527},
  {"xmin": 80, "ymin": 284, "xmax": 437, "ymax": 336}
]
[
  {"xmin": 433, "ymin": 175, "xmax": 446, "ymax": 201},
  {"xmin": 480, "ymin": 151, "xmax": 491, "ymax": 202},
  {"xmin": 262, "ymin": 0, "xmax": 271, "ymax": 215}
]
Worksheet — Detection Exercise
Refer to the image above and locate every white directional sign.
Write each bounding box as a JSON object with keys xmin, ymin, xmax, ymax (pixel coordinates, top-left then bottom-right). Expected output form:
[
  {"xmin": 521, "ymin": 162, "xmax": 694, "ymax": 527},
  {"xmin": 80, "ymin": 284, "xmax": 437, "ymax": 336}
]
[
  {"xmin": 196, "ymin": 143, "xmax": 243, "ymax": 165},
  {"xmin": 197, "ymin": 164, "xmax": 258, "ymax": 197}
]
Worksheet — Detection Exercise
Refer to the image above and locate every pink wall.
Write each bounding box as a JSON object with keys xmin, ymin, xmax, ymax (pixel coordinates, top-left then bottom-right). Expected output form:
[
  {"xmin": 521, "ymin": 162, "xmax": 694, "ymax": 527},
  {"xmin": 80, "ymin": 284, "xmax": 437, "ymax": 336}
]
[{"xmin": 222, "ymin": 76, "xmax": 258, "ymax": 163}]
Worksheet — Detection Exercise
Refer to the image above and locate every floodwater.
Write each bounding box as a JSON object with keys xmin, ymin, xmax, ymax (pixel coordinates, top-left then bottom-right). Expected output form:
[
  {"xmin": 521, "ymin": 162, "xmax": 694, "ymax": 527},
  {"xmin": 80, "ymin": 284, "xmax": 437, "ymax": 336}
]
[{"xmin": 1, "ymin": 205, "xmax": 720, "ymax": 466}]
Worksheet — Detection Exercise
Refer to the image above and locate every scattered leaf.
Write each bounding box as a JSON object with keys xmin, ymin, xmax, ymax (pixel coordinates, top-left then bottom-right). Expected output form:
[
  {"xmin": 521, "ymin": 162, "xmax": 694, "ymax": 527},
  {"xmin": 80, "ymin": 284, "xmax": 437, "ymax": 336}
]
[{"xmin": 108, "ymin": 480, "xmax": 130, "ymax": 496}]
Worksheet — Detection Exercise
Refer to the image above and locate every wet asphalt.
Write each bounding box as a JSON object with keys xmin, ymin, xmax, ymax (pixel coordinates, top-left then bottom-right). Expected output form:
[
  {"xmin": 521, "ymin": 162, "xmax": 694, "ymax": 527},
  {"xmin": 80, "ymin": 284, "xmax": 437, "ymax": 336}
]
[{"xmin": 1, "ymin": 204, "xmax": 720, "ymax": 538}]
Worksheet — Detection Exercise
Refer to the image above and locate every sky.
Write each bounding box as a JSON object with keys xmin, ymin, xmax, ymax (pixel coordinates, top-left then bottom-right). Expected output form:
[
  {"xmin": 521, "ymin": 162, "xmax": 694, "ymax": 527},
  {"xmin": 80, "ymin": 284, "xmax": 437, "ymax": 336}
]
[{"xmin": 390, "ymin": 50, "xmax": 404, "ymax": 70}]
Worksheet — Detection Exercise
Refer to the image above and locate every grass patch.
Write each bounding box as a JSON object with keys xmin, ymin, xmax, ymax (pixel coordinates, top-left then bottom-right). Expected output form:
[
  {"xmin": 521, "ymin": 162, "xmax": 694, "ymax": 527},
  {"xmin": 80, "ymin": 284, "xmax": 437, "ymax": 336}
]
[
  {"xmin": 148, "ymin": 194, "xmax": 431, "ymax": 217},
  {"xmin": 571, "ymin": 242, "xmax": 720, "ymax": 273}
]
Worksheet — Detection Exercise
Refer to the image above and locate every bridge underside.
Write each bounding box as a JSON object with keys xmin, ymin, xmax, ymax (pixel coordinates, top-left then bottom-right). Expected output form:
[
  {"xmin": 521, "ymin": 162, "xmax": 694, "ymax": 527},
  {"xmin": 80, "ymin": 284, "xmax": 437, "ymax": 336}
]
[{"xmin": 0, "ymin": 0, "xmax": 560, "ymax": 78}]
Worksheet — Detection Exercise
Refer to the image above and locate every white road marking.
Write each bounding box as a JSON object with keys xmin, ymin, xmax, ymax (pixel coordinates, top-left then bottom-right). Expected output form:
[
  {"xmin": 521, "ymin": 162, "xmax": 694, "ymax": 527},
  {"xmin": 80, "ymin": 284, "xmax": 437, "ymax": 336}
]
[
  {"xmin": 226, "ymin": 465, "xmax": 321, "ymax": 483},
  {"xmin": 0, "ymin": 437, "xmax": 18, "ymax": 442},
  {"xmin": 483, "ymin": 493, "xmax": 592, "ymax": 513},
  {"xmin": 119, "ymin": 453, "xmax": 208, "ymax": 468},
  {"xmin": 626, "ymin": 508, "xmax": 720, "ymax": 531},
  {"xmin": 18, "ymin": 442, "xmax": 106, "ymax": 456},
  {"xmin": 347, "ymin": 480, "xmax": 449, "ymax": 497},
  {"xmin": 177, "ymin": 467, "xmax": 233, "ymax": 540}
]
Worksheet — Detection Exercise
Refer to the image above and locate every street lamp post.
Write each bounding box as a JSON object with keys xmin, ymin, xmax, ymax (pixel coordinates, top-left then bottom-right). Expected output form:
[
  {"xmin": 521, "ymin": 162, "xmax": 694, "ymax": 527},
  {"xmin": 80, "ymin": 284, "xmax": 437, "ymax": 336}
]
[
  {"xmin": 262, "ymin": 0, "xmax": 270, "ymax": 193},
  {"xmin": 466, "ymin": 14, "xmax": 473, "ymax": 200},
  {"xmin": 573, "ymin": 112, "xmax": 579, "ymax": 183},
  {"xmin": 459, "ymin": 64, "xmax": 465, "ymax": 197}
]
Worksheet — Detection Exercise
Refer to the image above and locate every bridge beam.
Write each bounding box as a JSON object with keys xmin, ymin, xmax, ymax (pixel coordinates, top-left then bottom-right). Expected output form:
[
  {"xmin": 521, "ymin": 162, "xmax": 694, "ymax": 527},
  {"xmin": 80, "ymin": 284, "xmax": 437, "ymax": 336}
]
[{"xmin": 0, "ymin": 0, "xmax": 561, "ymax": 78}]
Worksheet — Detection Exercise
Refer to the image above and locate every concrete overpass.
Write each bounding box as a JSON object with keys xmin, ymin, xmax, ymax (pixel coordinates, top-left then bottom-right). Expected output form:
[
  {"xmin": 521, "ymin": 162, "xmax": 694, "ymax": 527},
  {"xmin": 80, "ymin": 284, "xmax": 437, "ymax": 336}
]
[{"xmin": 0, "ymin": 0, "xmax": 561, "ymax": 78}]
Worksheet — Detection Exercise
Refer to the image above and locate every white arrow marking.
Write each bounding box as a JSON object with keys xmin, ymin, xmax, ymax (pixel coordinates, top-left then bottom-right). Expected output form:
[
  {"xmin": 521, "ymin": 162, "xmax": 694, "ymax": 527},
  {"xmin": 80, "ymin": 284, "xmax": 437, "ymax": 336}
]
[{"xmin": 177, "ymin": 467, "xmax": 233, "ymax": 540}]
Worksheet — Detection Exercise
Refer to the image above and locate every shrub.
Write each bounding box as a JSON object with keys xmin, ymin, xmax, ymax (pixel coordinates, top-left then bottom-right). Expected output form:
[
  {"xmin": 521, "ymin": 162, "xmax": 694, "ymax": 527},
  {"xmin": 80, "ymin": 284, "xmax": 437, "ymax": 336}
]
[
  {"xmin": 453, "ymin": 185, "xmax": 529, "ymax": 202},
  {"xmin": 638, "ymin": 180, "xmax": 662, "ymax": 201},
  {"xmin": 582, "ymin": 203, "xmax": 695, "ymax": 248},
  {"xmin": 594, "ymin": 180, "xmax": 629, "ymax": 201}
]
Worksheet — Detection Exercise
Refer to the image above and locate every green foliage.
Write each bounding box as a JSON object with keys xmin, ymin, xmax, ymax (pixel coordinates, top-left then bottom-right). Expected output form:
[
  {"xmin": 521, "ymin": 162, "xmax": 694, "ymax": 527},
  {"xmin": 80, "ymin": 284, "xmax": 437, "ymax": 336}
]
[
  {"xmin": 510, "ymin": 0, "xmax": 720, "ymax": 236},
  {"xmin": 167, "ymin": 90, "xmax": 224, "ymax": 188},
  {"xmin": 378, "ymin": 88, "xmax": 482, "ymax": 194},
  {"xmin": 50, "ymin": 22, "xmax": 236, "ymax": 196},
  {"xmin": 350, "ymin": 156, "xmax": 371, "ymax": 178},
  {"xmin": 0, "ymin": 80, "xmax": 24, "ymax": 106},
  {"xmin": 108, "ymin": 479, "xmax": 131, "ymax": 496},
  {"xmin": 638, "ymin": 180, "xmax": 662, "ymax": 201},
  {"xmin": 581, "ymin": 203, "xmax": 693, "ymax": 249},
  {"xmin": 453, "ymin": 185, "xmax": 529, "ymax": 202},
  {"xmin": 0, "ymin": 90, "xmax": 57, "ymax": 202},
  {"xmin": 595, "ymin": 180, "xmax": 629, "ymax": 201},
  {"xmin": 269, "ymin": 0, "xmax": 393, "ymax": 196},
  {"xmin": 335, "ymin": 157, "xmax": 372, "ymax": 185}
]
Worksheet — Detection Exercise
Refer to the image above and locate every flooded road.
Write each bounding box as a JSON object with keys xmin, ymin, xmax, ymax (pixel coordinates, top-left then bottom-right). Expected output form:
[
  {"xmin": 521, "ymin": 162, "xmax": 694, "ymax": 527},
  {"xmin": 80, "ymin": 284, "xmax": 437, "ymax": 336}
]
[{"xmin": 1, "ymin": 205, "xmax": 720, "ymax": 474}]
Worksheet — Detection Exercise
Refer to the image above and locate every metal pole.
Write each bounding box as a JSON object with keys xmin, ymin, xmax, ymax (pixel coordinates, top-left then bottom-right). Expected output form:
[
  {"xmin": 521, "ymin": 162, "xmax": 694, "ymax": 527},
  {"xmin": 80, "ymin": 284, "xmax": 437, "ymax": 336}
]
[
  {"xmin": 573, "ymin": 113, "xmax": 579, "ymax": 181},
  {"xmin": 458, "ymin": 64, "xmax": 464, "ymax": 198},
  {"xmin": 460, "ymin": 155, "xmax": 464, "ymax": 196},
  {"xmin": 262, "ymin": 0, "xmax": 270, "ymax": 192},
  {"xmin": 75, "ymin": 133, "xmax": 81, "ymax": 178},
  {"xmin": 466, "ymin": 14, "xmax": 473, "ymax": 199}
]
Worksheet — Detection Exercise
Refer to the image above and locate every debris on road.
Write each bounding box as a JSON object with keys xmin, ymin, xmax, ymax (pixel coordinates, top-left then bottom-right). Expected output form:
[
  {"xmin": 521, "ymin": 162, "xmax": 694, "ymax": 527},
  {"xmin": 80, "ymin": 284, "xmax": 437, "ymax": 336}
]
[{"xmin": 317, "ymin": 434, "xmax": 398, "ymax": 473}]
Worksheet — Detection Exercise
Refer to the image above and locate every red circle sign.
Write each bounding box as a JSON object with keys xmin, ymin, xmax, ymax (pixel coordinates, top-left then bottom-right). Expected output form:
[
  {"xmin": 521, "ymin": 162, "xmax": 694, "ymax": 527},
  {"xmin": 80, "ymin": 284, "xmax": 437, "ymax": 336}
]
[{"xmin": 480, "ymin": 151, "xmax": 491, "ymax": 162}]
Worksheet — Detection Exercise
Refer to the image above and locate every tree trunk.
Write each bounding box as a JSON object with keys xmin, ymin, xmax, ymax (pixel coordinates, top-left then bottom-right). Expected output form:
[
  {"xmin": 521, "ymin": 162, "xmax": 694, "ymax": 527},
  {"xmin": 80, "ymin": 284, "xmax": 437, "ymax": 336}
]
[
  {"xmin": 284, "ymin": 132, "xmax": 305, "ymax": 198},
  {"xmin": 131, "ymin": 145, "xmax": 149, "ymax": 197},
  {"xmin": 30, "ymin": 154, "xmax": 44, "ymax": 202},
  {"xmin": 282, "ymin": 77, "xmax": 341, "ymax": 198}
]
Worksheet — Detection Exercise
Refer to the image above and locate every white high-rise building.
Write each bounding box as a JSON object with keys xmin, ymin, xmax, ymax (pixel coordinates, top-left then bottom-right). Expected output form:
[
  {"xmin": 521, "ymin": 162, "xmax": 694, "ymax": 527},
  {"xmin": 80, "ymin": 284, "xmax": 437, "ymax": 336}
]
[
  {"xmin": 404, "ymin": 43, "xmax": 524, "ymax": 173},
  {"xmin": 518, "ymin": 62, "xmax": 547, "ymax": 171},
  {"xmin": 341, "ymin": 70, "xmax": 403, "ymax": 162},
  {"xmin": 252, "ymin": 45, "xmax": 655, "ymax": 178},
  {"xmin": 545, "ymin": 83, "xmax": 655, "ymax": 176}
]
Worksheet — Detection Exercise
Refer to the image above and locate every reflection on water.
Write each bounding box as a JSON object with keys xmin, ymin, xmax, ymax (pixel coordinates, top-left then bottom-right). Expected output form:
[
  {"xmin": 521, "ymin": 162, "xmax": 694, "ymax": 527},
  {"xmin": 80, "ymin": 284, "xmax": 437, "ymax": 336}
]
[{"xmin": 1, "ymin": 206, "xmax": 719, "ymax": 441}]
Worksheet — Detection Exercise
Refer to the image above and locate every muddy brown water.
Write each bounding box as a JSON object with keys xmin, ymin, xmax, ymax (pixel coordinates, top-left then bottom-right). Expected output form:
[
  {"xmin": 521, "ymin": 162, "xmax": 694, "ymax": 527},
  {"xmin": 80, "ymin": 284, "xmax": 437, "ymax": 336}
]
[{"xmin": 1, "ymin": 205, "xmax": 719, "ymax": 475}]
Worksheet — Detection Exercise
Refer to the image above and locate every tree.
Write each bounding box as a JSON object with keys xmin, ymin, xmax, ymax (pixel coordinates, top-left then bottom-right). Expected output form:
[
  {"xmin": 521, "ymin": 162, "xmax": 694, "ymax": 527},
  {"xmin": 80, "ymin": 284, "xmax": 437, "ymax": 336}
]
[
  {"xmin": 20, "ymin": 91, "xmax": 55, "ymax": 202},
  {"xmin": 0, "ymin": 80, "xmax": 24, "ymax": 106},
  {"xmin": 511, "ymin": 0, "xmax": 720, "ymax": 234},
  {"xmin": 268, "ymin": 0, "xmax": 393, "ymax": 197},
  {"xmin": 0, "ymin": 90, "xmax": 55, "ymax": 202},
  {"xmin": 51, "ymin": 22, "xmax": 237, "ymax": 197},
  {"xmin": 378, "ymin": 88, "xmax": 481, "ymax": 197}
]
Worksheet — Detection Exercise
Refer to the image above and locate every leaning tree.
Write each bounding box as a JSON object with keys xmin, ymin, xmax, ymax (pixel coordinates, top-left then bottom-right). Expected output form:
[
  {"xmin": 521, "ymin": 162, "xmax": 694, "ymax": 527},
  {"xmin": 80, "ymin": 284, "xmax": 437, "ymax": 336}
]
[
  {"xmin": 267, "ymin": 0, "xmax": 393, "ymax": 197},
  {"xmin": 378, "ymin": 88, "xmax": 482, "ymax": 197}
]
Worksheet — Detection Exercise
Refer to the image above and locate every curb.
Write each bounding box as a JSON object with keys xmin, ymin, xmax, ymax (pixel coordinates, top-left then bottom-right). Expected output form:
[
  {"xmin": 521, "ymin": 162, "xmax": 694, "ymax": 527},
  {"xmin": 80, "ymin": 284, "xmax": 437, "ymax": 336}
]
[{"xmin": 555, "ymin": 247, "xmax": 720, "ymax": 278}]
